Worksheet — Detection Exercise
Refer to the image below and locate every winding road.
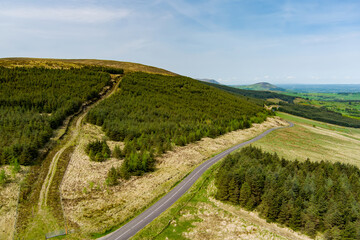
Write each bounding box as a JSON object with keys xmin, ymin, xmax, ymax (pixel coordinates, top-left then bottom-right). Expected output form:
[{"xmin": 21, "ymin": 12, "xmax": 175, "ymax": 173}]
[{"xmin": 99, "ymin": 121, "xmax": 294, "ymax": 240}]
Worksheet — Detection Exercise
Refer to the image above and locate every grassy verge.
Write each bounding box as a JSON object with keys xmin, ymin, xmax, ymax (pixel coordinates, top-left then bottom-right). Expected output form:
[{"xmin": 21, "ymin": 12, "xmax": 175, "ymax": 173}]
[
  {"xmin": 89, "ymin": 161, "xmax": 203, "ymax": 239},
  {"xmin": 15, "ymin": 137, "xmax": 74, "ymax": 239},
  {"xmin": 48, "ymin": 145, "xmax": 76, "ymax": 226},
  {"xmin": 132, "ymin": 161, "xmax": 220, "ymax": 240},
  {"xmin": 133, "ymin": 160, "xmax": 292, "ymax": 240}
]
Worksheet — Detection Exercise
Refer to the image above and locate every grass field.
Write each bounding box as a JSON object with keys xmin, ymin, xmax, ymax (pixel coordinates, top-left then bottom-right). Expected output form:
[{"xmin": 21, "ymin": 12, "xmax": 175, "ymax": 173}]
[
  {"xmin": 253, "ymin": 112, "xmax": 360, "ymax": 168},
  {"xmin": 283, "ymin": 91, "xmax": 360, "ymax": 119}
]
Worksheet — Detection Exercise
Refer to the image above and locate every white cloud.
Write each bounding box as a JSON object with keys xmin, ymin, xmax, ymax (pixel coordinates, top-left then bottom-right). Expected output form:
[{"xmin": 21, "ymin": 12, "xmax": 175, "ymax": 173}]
[{"xmin": 0, "ymin": 7, "xmax": 130, "ymax": 23}]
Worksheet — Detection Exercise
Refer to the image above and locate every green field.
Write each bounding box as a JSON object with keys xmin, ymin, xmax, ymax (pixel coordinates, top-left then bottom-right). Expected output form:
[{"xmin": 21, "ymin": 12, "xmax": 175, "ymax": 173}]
[
  {"xmin": 284, "ymin": 92, "xmax": 360, "ymax": 119},
  {"xmin": 253, "ymin": 112, "xmax": 360, "ymax": 168}
]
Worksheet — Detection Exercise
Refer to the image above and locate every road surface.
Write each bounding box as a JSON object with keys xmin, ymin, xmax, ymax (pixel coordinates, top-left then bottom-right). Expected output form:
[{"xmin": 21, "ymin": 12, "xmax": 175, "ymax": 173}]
[{"xmin": 99, "ymin": 121, "xmax": 294, "ymax": 240}]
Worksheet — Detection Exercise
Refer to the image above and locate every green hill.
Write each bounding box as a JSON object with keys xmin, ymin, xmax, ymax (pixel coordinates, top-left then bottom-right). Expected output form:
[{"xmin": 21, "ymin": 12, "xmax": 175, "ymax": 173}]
[
  {"xmin": 0, "ymin": 65, "xmax": 115, "ymax": 165},
  {"xmin": 0, "ymin": 58, "xmax": 271, "ymax": 168},
  {"xmin": 197, "ymin": 78, "xmax": 221, "ymax": 84},
  {"xmin": 86, "ymin": 72, "xmax": 272, "ymax": 176},
  {"xmin": 236, "ymin": 82, "xmax": 286, "ymax": 92}
]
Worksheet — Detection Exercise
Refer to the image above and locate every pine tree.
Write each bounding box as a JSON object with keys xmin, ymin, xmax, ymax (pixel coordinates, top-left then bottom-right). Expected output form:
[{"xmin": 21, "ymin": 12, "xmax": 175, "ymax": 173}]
[
  {"xmin": 0, "ymin": 169, "xmax": 8, "ymax": 185},
  {"xmin": 228, "ymin": 177, "xmax": 240, "ymax": 204},
  {"xmin": 113, "ymin": 145, "xmax": 123, "ymax": 159},
  {"xmin": 106, "ymin": 166, "xmax": 119, "ymax": 186},
  {"xmin": 11, "ymin": 157, "xmax": 21, "ymax": 175},
  {"xmin": 239, "ymin": 181, "xmax": 251, "ymax": 207}
]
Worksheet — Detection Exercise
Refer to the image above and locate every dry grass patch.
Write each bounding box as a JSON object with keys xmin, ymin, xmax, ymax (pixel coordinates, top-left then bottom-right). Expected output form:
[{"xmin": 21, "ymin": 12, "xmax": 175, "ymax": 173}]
[
  {"xmin": 0, "ymin": 166, "xmax": 27, "ymax": 240},
  {"xmin": 0, "ymin": 58, "xmax": 176, "ymax": 75},
  {"xmin": 188, "ymin": 181, "xmax": 311, "ymax": 240},
  {"xmin": 61, "ymin": 117, "xmax": 288, "ymax": 237}
]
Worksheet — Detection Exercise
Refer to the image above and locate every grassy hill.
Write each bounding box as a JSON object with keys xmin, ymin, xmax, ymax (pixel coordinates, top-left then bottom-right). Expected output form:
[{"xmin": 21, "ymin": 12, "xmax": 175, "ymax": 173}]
[
  {"xmin": 203, "ymin": 82, "xmax": 296, "ymax": 104},
  {"xmin": 235, "ymin": 82, "xmax": 286, "ymax": 92}
]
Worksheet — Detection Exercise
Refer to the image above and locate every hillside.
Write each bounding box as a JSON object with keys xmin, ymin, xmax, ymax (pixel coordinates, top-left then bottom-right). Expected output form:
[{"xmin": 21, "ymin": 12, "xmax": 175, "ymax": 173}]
[
  {"xmin": 215, "ymin": 146, "xmax": 360, "ymax": 239},
  {"xmin": 134, "ymin": 112, "xmax": 360, "ymax": 240},
  {"xmin": 204, "ymin": 82, "xmax": 360, "ymax": 128},
  {"xmin": 0, "ymin": 58, "xmax": 176, "ymax": 75},
  {"xmin": 197, "ymin": 78, "xmax": 221, "ymax": 84},
  {"xmin": 236, "ymin": 82, "xmax": 286, "ymax": 92},
  {"xmin": 86, "ymin": 72, "xmax": 271, "ymax": 177},
  {"xmin": 203, "ymin": 81, "xmax": 296, "ymax": 104},
  {"xmin": 0, "ymin": 58, "xmax": 275, "ymax": 239},
  {"xmin": 0, "ymin": 65, "xmax": 114, "ymax": 166}
]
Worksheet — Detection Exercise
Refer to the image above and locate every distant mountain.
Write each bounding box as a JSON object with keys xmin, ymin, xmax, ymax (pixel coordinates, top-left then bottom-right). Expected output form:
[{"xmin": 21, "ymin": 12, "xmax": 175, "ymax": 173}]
[
  {"xmin": 197, "ymin": 78, "xmax": 221, "ymax": 85},
  {"xmin": 235, "ymin": 82, "xmax": 286, "ymax": 92}
]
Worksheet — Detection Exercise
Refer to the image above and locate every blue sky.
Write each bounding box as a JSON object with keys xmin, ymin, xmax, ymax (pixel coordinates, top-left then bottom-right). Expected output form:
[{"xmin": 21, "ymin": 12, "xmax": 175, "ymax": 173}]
[{"xmin": 1, "ymin": 0, "xmax": 360, "ymax": 84}]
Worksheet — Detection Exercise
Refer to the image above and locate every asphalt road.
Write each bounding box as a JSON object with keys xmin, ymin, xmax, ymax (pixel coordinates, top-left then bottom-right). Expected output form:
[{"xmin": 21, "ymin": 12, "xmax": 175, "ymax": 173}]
[{"xmin": 99, "ymin": 122, "xmax": 293, "ymax": 240}]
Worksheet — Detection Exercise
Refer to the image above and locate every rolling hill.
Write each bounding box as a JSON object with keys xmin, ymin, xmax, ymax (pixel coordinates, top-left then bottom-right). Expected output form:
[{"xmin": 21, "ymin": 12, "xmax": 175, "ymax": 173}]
[
  {"xmin": 235, "ymin": 82, "xmax": 286, "ymax": 92},
  {"xmin": 86, "ymin": 72, "xmax": 272, "ymax": 177},
  {"xmin": 0, "ymin": 58, "xmax": 274, "ymax": 239},
  {"xmin": 197, "ymin": 78, "xmax": 221, "ymax": 84}
]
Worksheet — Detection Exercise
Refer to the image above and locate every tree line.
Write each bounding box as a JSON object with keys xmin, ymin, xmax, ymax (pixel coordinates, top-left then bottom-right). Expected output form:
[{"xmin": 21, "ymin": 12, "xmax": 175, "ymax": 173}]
[
  {"xmin": 215, "ymin": 146, "xmax": 360, "ymax": 239},
  {"xmin": 86, "ymin": 72, "xmax": 272, "ymax": 177},
  {"xmin": 278, "ymin": 103, "xmax": 360, "ymax": 128},
  {"xmin": 205, "ymin": 82, "xmax": 360, "ymax": 128},
  {"xmin": 0, "ymin": 66, "xmax": 120, "ymax": 165}
]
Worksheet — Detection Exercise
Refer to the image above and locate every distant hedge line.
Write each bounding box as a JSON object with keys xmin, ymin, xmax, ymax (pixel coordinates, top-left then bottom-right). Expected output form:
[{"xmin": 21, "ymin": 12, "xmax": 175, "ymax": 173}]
[{"xmin": 278, "ymin": 103, "xmax": 360, "ymax": 128}]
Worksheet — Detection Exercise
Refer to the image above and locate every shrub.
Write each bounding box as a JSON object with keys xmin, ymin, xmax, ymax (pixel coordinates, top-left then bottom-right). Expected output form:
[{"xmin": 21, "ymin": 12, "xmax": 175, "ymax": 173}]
[{"xmin": 85, "ymin": 140, "xmax": 111, "ymax": 162}]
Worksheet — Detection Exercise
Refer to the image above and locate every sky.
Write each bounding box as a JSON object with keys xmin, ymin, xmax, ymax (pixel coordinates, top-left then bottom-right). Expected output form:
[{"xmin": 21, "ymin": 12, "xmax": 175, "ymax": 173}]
[{"xmin": 1, "ymin": 0, "xmax": 360, "ymax": 85}]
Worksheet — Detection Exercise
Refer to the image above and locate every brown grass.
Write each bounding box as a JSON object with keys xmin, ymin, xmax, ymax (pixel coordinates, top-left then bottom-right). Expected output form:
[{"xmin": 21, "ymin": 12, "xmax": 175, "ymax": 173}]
[
  {"xmin": 0, "ymin": 58, "xmax": 176, "ymax": 75},
  {"xmin": 0, "ymin": 166, "xmax": 28, "ymax": 240},
  {"xmin": 60, "ymin": 117, "xmax": 288, "ymax": 236},
  {"xmin": 183, "ymin": 180, "xmax": 310, "ymax": 240}
]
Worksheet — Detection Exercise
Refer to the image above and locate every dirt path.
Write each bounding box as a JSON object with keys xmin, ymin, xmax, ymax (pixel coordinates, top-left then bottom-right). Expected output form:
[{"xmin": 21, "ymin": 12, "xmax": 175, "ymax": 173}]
[{"xmin": 38, "ymin": 76, "xmax": 121, "ymax": 211}]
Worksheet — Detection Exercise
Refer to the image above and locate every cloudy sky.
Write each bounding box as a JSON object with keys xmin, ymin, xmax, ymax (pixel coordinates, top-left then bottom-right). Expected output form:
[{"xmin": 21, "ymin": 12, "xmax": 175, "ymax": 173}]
[{"xmin": 1, "ymin": 0, "xmax": 360, "ymax": 84}]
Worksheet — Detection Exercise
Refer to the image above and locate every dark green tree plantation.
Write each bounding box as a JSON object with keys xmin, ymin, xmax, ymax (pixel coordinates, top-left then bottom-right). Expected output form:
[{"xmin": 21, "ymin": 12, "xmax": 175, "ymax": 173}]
[
  {"xmin": 86, "ymin": 72, "xmax": 272, "ymax": 177},
  {"xmin": 0, "ymin": 66, "xmax": 117, "ymax": 165},
  {"xmin": 279, "ymin": 103, "xmax": 360, "ymax": 128},
  {"xmin": 215, "ymin": 146, "xmax": 360, "ymax": 239}
]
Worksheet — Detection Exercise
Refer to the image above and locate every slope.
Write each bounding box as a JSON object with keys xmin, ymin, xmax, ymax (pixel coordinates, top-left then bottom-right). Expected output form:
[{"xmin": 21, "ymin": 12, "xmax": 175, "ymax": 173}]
[
  {"xmin": 0, "ymin": 58, "xmax": 176, "ymax": 75},
  {"xmin": 86, "ymin": 72, "xmax": 271, "ymax": 176},
  {"xmin": 235, "ymin": 82, "xmax": 286, "ymax": 91}
]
